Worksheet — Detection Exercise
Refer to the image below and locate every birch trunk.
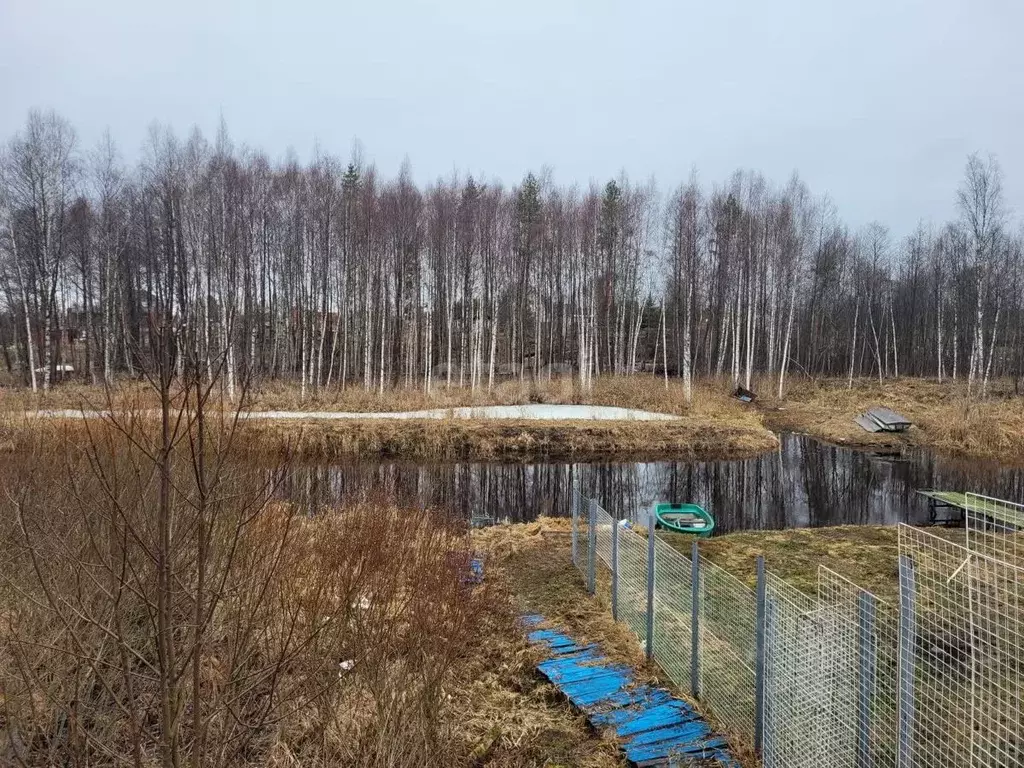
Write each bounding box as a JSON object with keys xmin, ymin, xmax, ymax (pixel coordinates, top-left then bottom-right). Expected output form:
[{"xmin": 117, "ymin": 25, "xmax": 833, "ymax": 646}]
[
  {"xmin": 983, "ymin": 297, "xmax": 1001, "ymax": 397},
  {"xmin": 682, "ymin": 275, "xmax": 693, "ymax": 405},
  {"xmin": 848, "ymin": 299, "xmax": 859, "ymax": 388},
  {"xmin": 777, "ymin": 281, "xmax": 797, "ymax": 399}
]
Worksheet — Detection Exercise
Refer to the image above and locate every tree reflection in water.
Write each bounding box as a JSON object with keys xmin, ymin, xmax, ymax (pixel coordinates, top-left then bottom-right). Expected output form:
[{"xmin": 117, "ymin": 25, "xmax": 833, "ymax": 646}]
[{"xmin": 271, "ymin": 434, "xmax": 1024, "ymax": 533}]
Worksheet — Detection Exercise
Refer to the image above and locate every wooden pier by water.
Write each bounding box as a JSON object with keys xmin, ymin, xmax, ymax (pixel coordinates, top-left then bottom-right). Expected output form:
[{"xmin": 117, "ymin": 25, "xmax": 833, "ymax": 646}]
[{"xmin": 916, "ymin": 490, "xmax": 1024, "ymax": 529}]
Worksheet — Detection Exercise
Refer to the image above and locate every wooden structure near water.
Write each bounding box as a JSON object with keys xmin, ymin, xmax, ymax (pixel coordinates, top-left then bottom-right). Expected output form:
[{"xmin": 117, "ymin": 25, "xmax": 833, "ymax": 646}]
[
  {"xmin": 855, "ymin": 406, "xmax": 912, "ymax": 433},
  {"xmin": 916, "ymin": 489, "xmax": 1024, "ymax": 529}
]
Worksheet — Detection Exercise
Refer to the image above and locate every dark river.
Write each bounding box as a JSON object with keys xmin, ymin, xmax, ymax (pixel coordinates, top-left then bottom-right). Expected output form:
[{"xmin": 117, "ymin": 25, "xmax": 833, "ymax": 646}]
[{"xmin": 275, "ymin": 433, "xmax": 1024, "ymax": 533}]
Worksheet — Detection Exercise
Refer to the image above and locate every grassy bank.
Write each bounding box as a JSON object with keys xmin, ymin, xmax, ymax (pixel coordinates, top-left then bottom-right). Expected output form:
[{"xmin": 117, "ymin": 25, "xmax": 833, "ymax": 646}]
[
  {"xmin": 759, "ymin": 376, "xmax": 1024, "ymax": 463},
  {"xmin": 663, "ymin": 525, "xmax": 903, "ymax": 601},
  {"xmin": 3, "ymin": 375, "xmax": 1024, "ymax": 462},
  {"xmin": 474, "ymin": 518, "xmax": 793, "ymax": 768},
  {"xmin": 0, "ymin": 376, "xmax": 777, "ymax": 462},
  {"xmin": 233, "ymin": 414, "xmax": 777, "ymax": 462}
]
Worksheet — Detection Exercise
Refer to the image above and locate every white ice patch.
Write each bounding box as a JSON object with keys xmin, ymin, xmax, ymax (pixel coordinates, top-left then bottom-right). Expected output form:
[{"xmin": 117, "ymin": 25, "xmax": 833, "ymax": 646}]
[
  {"xmin": 28, "ymin": 404, "xmax": 681, "ymax": 422},
  {"xmin": 236, "ymin": 404, "xmax": 680, "ymax": 421}
]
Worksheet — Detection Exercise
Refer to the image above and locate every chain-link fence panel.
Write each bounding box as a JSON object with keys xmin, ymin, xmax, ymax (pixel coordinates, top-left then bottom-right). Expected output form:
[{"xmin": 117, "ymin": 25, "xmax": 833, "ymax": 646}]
[
  {"xmin": 698, "ymin": 554, "xmax": 757, "ymax": 746},
  {"xmin": 651, "ymin": 536, "xmax": 693, "ymax": 690},
  {"xmin": 965, "ymin": 546, "xmax": 1023, "ymax": 766},
  {"xmin": 594, "ymin": 502, "xmax": 614, "ymax": 568},
  {"xmin": 562, "ymin": 495, "xmax": 1022, "ymax": 768}
]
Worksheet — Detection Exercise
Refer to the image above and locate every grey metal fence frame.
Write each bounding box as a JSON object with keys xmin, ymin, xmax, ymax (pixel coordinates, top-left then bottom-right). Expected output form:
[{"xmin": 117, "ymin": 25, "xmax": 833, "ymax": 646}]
[{"xmin": 567, "ymin": 494, "xmax": 1023, "ymax": 768}]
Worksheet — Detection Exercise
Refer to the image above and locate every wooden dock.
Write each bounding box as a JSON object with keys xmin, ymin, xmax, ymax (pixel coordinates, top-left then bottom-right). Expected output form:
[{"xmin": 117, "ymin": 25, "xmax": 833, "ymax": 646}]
[{"xmin": 916, "ymin": 490, "xmax": 1024, "ymax": 529}]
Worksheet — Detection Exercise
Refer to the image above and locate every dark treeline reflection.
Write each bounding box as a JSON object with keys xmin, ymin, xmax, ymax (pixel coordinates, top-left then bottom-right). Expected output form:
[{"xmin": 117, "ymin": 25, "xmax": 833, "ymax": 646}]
[{"xmin": 273, "ymin": 434, "xmax": 1024, "ymax": 532}]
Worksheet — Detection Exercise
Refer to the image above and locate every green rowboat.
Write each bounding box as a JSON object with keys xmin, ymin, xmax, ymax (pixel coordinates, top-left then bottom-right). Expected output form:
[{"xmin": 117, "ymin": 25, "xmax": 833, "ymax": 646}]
[{"xmin": 654, "ymin": 502, "xmax": 715, "ymax": 536}]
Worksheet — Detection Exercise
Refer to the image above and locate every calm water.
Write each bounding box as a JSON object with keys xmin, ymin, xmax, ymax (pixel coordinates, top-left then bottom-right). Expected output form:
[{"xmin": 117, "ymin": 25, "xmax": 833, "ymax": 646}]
[{"xmin": 275, "ymin": 433, "xmax": 1024, "ymax": 533}]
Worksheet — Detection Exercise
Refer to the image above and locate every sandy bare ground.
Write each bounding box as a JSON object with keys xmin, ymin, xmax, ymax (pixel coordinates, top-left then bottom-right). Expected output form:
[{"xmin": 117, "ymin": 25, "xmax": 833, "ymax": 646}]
[{"xmin": 27, "ymin": 404, "xmax": 681, "ymax": 422}]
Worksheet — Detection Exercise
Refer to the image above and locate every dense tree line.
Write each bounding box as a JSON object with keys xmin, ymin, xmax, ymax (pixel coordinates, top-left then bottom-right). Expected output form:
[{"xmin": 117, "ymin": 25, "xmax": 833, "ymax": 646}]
[{"xmin": 1, "ymin": 110, "xmax": 1021, "ymax": 400}]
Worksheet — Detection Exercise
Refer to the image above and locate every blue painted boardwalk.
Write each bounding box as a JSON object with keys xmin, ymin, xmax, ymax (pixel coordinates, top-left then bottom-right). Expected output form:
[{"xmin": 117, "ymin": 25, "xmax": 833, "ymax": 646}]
[{"xmin": 524, "ymin": 615, "xmax": 739, "ymax": 767}]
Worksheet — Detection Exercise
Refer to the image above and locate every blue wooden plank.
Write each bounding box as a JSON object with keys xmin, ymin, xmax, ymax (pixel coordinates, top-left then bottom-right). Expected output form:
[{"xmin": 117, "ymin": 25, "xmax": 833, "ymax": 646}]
[
  {"xmin": 622, "ymin": 719, "xmax": 712, "ymax": 748},
  {"xmin": 561, "ymin": 672, "xmax": 634, "ymax": 708},
  {"xmin": 526, "ymin": 616, "xmax": 737, "ymax": 767},
  {"xmin": 589, "ymin": 690, "xmax": 675, "ymax": 727},
  {"xmin": 592, "ymin": 699, "xmax": 691, "ymax": 733},
  {"xmin": 537, "ymin": 655, "xmax": 610, "ymax": 678},
  {"xmin": 587, "ymin": 685, "xmax": 670, "ymax": 714},
  {"xmin": 528, "ymin": 628, "xmax": 575, "ymax": 647},
  {"xmin": 538, "ymin": 648, "xmax": 603, "ymax": 667},
  {"xmin": 614, "ymin": 703, "xmax": 700, "ymax": 738},
  {"xmin": 625, "ymin": 735, "xmax": 729, "ymax": 764},
  {"xmin": 550, "ymin": 643, "xmax": 600, "ymax": 658},
  {"xmin": 538, "ymin": 657, "xmax": 630, "ymax": 686},
  {"xmin": 538, "ymin": 639, "xmax": 601, "ymax": 657}
]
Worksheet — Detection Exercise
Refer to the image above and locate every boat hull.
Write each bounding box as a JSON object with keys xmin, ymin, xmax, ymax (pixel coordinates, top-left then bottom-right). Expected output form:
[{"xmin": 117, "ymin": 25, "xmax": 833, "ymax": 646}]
[{"xmin": 654, "ymin": 503, "xmax": 715, "ymax": 537}]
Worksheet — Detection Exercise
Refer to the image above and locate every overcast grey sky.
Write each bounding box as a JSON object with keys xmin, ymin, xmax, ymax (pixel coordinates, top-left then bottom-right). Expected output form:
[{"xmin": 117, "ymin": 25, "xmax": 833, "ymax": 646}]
[{"xmin": 2, "ymin": 0, "xmax": 1021, "ymax": 234}]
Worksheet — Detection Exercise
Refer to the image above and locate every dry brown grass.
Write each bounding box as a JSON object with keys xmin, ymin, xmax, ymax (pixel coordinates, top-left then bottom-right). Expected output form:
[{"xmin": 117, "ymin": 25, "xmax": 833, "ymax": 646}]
[
  {"xmin": 0, "ymin": 421, "xmax": 619, "ymax": 768},
  {"xmin": 0, "ymin": 410, "xmax": 776, "ymax": 463},
  {"xmin": 760, "ymin": 376, "xmax": 1024, "ymax": 463},
  {"xmin": 0, "ymin": 375, "xmax": 778, "ymax": 461},
  {"xmin": 6, "ymin": 374, "xmax": 1024, "ymax": 463},
  {"xmin": 475, "ymin": 518, "xmax": 647, "ymax": 672},
  {"xmin": 234, "ymin": 415, "xmax": 777, "ymax": 462}
]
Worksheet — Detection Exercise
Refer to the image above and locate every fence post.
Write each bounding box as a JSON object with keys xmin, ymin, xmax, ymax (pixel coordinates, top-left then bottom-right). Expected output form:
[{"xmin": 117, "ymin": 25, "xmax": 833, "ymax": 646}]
[
  {"xmin": 857, "ymin": 591, "xmax": 877, "ymax": 768},
  {"xmin": 898, "ymin": 554, "xmax": 916, "ymax": 768},
  {"xmin": 571, "ymin": 492, "xmax": 578, "ymax": 567},
  {"xmin": 645, "ymin": 507, "xmax": 656, "ymax": 661},
  {"xmin": 690, "ymin": 538, "xmax": 700, "ymax": 699},
  {"xmin": 587, "ymin": 499, "xmax": 597, "ymax": 595},
  {"xmin": 611, "ymin": 514, "xmax": 619, "ymax": 621},
  {"xmin": 754, "ymin": 554, "xmax": 766, "ymax": 755}
]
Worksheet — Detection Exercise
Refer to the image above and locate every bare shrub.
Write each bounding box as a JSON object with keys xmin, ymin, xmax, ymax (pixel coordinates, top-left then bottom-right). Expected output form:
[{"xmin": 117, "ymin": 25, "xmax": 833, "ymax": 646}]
[{"xmin": 0, "ymin": 400, "xmax": 493, "ymax": 767}]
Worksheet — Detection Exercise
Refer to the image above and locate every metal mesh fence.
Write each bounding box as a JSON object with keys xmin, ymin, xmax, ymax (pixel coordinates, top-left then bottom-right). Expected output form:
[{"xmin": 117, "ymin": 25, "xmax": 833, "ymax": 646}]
[
  {"xmin": 965, "ymin": 545, "xmax": 1023, "ymax": 766},
  {"xmin": 699, "ymin": 554, "xmax": 758, "ymax": 745},
  {"xmin": 965, "ymin": 491, "xmax": 1024, "ymax": 570},
  {"xmin": 816, "ymin": 567, "xmax": 898, "ymax": 768},
  {"xmin": 564, "ymin": 495, "xmax": 1023, "ymax": 767},
  {"xmin": 572, "ymin": 489, "xmax": 588, "ymax": 575},
  {"xmin": 763, "ymin": 572, "xmax": 828, "ymax": 768},
  {"xmin": 616, "ymin": 517, "xmax": 649, "ymax": 644},
  {"xmin": 962, "ymin": 499, "xmax": 1023, "ymax": 768},
  {"xmin": 898, "ymin": 524, "xmax": 982, "ymax": 767},
  {"xmin": 593, "ymin": 502, "xmax": 614, "ymax": 568},
  {"xmin": 651, "ymin": 537, "xmax": 693, "ymax": 690}
]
